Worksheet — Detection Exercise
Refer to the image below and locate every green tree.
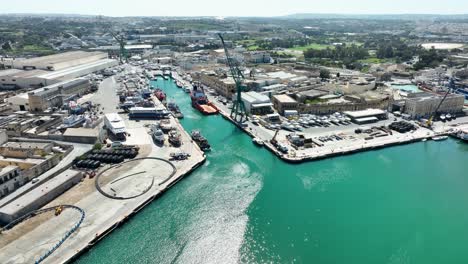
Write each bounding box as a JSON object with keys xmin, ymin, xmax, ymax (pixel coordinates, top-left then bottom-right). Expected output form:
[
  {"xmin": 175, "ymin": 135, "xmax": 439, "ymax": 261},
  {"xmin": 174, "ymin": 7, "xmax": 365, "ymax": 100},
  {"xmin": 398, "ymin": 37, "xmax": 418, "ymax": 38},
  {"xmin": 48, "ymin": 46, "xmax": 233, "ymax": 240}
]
[{"xmin": 320, "ymin": 69, "xmax": 330, "ymax": 79}]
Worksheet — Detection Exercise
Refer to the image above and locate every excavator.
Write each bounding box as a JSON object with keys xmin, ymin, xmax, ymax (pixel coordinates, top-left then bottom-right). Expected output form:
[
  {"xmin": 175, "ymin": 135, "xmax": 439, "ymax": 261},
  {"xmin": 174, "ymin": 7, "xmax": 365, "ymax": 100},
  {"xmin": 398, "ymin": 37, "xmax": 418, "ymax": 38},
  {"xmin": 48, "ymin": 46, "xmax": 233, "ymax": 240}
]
[{"xmin": 54, "ymin": 205, "xmax": 64, "ymax": 216}]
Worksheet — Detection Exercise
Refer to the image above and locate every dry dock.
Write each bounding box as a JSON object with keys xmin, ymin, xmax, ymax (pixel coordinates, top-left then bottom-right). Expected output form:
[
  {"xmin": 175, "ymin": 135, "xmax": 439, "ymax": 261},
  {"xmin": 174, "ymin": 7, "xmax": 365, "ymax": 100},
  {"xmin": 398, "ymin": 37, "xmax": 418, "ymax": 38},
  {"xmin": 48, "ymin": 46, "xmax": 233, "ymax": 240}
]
[{"xmin": 0, "ymin": 76, "xmax": 206, "ymax": 263}]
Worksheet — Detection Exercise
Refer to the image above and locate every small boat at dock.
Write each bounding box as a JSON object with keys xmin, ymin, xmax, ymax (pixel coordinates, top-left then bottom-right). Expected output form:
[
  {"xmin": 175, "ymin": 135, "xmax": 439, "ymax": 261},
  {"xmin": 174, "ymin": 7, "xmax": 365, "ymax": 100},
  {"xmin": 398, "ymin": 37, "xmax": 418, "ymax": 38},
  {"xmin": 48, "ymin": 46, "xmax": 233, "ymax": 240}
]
[
  {"xmin": 252, "ymin": 137, "xmax": 264, "ymax": 146},
  {"xmin": 432, "ymin": 135, "xmax": 448, "ymax": 141},
  {"xmin": 167, "ymin": 101, "xmax": 184, "ymax": 119},
  {"xmin": 191, "ymin": 130, "xmax": 211, "ymax": 152}
]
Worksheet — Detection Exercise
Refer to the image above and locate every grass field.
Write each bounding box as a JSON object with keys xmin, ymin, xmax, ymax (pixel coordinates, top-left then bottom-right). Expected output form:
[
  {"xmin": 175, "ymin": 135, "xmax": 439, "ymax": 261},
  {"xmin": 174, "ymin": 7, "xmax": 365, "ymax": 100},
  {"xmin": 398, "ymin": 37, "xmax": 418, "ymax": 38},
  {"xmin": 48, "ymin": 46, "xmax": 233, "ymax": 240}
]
[
  {"xmin": 247, "ymin": 45, "xmax": 260, "ymax": 51},
  {"xmin": 291, "ymin": 43, "xmax": 332, "ymax": 51}
]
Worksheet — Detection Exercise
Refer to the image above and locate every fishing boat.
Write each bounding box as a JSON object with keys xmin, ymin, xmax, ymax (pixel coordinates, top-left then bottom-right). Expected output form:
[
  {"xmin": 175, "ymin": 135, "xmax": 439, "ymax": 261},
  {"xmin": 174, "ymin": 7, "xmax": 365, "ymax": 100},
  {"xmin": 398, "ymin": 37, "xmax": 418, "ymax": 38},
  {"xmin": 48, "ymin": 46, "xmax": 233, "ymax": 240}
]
[
  {"xmin": 190, "ymin": 85, "xmax": 219, "ymax": 115},
  {"xmin": 168, "ymin": 129, "xmax": 182, "ymax": 147},
  {"xmin": 184, "ymin": 87, "xmax": 191, "ymax": 93},
  {"xmin": 191, "ymin": 130, "xmax": 211, "ymax": 151},
  {"xmin": 432, "ymin": 135, "xmax": 448, "ymax": 141},
  {"xmin": 176, "ymin": 81, "xmax": 183, "ymax": 88},
  {"xmin": 152, "ymin": 129, "xmax": 165, "ymax": 145}
]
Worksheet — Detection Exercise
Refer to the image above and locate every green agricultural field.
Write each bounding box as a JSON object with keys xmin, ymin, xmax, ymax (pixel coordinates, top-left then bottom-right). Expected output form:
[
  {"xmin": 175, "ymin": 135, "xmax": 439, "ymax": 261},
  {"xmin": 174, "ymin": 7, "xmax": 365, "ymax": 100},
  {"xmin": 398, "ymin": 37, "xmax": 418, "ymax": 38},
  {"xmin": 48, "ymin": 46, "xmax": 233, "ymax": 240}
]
[
  {"xmin": 358, "ymin": 57, "xmax": 384, "ymax": 64},
  {"xmin": 291, "ymin": 43, "xmax": 333, "ymax": 51},
  {"xmin": 247, "ymin": 45, "xmax": 261, "ymax": 51},
  {"xmin": 22, "ymin": 45, "xmax": 52, "ymax": 51}
]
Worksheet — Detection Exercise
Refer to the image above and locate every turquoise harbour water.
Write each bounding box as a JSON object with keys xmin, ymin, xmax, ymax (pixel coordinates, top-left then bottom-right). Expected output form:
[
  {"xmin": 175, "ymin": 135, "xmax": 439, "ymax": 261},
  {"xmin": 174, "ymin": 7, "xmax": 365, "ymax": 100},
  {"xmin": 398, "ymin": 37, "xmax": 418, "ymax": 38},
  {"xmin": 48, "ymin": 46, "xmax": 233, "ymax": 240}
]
[{"xmin": 75, "ymin": 78, "xmax": 468, "ymax": 264}]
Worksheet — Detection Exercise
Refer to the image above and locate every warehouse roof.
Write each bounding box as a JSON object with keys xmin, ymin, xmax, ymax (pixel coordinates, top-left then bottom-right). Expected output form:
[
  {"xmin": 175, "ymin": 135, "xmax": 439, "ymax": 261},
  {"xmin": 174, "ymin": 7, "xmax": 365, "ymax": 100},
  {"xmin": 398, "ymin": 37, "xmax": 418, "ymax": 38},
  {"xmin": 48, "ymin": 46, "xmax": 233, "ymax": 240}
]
[
  {"xmin": 38, "ymin": 59, "xmax": 116, "ymax": 80},
  {"xmin": 344, "ymin": 109, "xmax": 386, "ymax": 118},
  {"xmin": 273, "ymin": 94, "xmax": 297, "ymax": 104},
  {"xmin": 16, "ymin": 51, "xmax": 104, "ymax": 66},
  {"xmin": 0, "ymin": 169, "xmax": 82, "ymax": 216},
  {"xmin": 242, "ymin": 91, "xmax": 270, "ymax": 104}
]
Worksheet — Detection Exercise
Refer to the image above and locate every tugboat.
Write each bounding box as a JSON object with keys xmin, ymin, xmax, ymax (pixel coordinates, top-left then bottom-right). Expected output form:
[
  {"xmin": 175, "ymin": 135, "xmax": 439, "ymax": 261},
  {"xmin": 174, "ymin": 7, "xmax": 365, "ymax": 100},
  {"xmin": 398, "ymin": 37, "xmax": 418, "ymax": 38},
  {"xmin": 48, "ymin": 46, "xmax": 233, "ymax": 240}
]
[
  {"xmin": 167, "ymin": 101, "xmax": 184, "ymax": 119},
  {"xmin": 190, "ymin": 85, "xmax": 219, "ymax": 115},
  {"xmin": 191, "ymin": 130, "xmax": 211, "ymax": 151},
  {"xmin": 152, "ymin": 128, "xmax": 165, "ymax": 145},
  {"xmin": 168, "ymin": 129, "xmax": 182, "ymax": 147},
  {"xmin": 154, "ymin": 88, "xmax": 166, "ymax": 101}
]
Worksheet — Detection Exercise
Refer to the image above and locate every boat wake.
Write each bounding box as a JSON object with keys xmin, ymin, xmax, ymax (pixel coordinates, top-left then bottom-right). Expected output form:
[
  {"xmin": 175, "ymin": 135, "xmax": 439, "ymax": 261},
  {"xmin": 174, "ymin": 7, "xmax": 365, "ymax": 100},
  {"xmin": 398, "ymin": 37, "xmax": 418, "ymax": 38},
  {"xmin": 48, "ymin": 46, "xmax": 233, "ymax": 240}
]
[{"xmin": 169, "ymin": 161, "xmax": 262, "ymax": 264}]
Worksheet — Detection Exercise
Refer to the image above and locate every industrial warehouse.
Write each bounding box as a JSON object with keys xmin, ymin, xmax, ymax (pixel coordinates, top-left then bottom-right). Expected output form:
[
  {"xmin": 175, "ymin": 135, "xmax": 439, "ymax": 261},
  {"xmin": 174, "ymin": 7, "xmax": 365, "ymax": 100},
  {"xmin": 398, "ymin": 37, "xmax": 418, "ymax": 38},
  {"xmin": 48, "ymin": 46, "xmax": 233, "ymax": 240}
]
[{"xmin": 0, "ymin": 51, "xmax": 117, "ymax": 90}]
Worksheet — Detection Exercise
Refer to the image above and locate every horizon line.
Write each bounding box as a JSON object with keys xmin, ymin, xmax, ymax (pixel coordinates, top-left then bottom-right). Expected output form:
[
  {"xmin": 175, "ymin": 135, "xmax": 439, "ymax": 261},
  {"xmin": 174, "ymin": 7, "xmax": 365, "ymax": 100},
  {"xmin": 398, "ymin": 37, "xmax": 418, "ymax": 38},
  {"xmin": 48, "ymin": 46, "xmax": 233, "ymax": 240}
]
[{"xmin": 1, "ymin": 12, "xmax": 468, "ymax": 18}]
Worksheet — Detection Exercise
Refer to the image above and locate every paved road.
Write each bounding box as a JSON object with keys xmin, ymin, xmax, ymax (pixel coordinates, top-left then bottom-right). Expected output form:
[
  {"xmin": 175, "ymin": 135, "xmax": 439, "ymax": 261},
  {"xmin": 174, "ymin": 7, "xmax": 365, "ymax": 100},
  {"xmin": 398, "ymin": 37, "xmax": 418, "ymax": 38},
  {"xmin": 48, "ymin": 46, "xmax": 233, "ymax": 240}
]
[{"xmin": 88, "ymin": 76, "xmax": 120, "ymax": 114}]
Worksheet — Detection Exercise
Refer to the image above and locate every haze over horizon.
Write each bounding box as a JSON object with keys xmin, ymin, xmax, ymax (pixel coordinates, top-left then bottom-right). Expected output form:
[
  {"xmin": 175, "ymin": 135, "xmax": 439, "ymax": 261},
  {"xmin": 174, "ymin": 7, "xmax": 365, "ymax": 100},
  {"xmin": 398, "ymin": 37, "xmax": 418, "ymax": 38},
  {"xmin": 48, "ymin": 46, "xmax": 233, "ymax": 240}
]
[{"xmin": 2, "ymin": 0, "xmax": 468, "ymax": 17}]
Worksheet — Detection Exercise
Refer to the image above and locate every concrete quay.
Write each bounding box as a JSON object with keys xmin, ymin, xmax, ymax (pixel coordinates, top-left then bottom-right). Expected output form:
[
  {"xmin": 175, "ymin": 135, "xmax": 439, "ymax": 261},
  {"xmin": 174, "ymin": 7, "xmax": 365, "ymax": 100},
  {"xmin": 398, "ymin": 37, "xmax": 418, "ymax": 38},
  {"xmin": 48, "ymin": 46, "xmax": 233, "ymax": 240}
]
[
  {"xmin": 208, "ymin": 94, "xmax": 448, "ymax": 164},
  {"xmin": 0, "ymin": 75, "xmax": 206, "ymax": 264}
]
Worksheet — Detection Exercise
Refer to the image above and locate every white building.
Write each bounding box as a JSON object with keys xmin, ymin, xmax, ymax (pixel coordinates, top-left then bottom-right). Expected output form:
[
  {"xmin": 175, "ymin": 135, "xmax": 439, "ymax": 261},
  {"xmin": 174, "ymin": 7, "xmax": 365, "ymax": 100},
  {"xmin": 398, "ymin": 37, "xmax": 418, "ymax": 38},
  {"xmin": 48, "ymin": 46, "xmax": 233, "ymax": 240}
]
[
  {"xmin": 0, "ymin": 51, "xmax": 117, "ymax": 90},
  {"xmin": 0, "ymin": 169, "xmax": 82, "ymax": 224},
  {"xmin": 241, "ymin": 91, "xmax": 273, "ymax": 115},
  {"xmin": 0, "ymin": 166, "xmax": 23, "ymax": 199},
  {"xmin": 404, "ymin": 92, "xmax": 465, "ymax": 119}
]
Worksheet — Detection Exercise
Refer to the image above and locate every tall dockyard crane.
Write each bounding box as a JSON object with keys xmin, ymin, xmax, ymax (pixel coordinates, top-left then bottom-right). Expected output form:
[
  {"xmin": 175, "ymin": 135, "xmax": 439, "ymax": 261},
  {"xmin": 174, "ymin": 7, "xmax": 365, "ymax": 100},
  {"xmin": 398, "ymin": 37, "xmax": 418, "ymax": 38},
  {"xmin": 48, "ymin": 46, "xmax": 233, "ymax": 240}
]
[
  {"xmin": 218, "ymin": 33, "xmax": 248, "ymax": 123},
  {"xmin": 110, "ymin": 32, "xmax": 127, "ymax": 63},
  {"xmin": 425, "ymin": 77, "xmax": 455, "ymax": 128}
]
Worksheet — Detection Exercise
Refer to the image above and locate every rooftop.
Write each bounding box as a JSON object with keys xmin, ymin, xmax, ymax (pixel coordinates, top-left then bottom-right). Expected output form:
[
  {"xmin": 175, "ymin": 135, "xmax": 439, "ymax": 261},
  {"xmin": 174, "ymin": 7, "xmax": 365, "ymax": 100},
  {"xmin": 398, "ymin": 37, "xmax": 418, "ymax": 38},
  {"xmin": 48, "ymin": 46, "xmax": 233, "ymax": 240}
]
[
  {"xmin": 0, "ymin": 169, "xmax": 81, "ymax": 215},
  {"xmin": 242, "ymin": 91, "xmax": 270, "ymax": 104},
  {"xmin": 2, "ymin": 141, "xmax": 51, "ymax": 150},
  {"xmin": 0, "ymin": 165, "xmax": 19, "ymax": 175},
  {"xmin": 15, "ymin": 51, "xmax": 105, "ymax": 67},
  {"xmin": 344, "ymin": 108, "xmax": 387, "ymax": 118},
  {"xmin": 274, "ymin": 94, "xmax": 297, "ymax": 104}
]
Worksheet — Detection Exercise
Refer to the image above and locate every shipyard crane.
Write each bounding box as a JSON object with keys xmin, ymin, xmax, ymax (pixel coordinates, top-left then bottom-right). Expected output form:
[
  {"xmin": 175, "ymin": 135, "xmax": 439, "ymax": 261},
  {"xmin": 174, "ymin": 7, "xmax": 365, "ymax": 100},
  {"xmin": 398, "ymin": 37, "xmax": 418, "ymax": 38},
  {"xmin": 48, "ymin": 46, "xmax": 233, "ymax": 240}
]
[
  {"xmin": 425, "ymin": 78, "xmax": 455, "ymax": 128},
  {"xmin": 218, "ymin": 33, "xmax": 248, "ymax": 123},
  {"xmin": 110, "ymin": 32, "xmax": 127, "ymax": 63},
  {"xmin": 270, "ymin": 129, "xmax": 280, "ymax": 146}
]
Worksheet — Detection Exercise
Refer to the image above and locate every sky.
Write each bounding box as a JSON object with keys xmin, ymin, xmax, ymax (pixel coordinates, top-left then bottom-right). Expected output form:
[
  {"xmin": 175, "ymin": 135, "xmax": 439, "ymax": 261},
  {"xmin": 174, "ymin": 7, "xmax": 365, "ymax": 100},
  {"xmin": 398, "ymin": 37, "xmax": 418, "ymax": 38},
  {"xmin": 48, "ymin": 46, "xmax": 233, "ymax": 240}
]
[{"xmin": 2, "ymin": 0, "xmax": 468, "ymax": 17}]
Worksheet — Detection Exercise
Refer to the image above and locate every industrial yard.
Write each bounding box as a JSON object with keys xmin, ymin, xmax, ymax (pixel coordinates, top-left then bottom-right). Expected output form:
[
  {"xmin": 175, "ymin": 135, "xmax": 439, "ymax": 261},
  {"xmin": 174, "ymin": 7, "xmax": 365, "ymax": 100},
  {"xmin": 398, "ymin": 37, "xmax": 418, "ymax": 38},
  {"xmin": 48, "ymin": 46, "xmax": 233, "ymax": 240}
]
[{"xmin": 0, "ymin": 11, "xmax": 468, "ymax": 264}]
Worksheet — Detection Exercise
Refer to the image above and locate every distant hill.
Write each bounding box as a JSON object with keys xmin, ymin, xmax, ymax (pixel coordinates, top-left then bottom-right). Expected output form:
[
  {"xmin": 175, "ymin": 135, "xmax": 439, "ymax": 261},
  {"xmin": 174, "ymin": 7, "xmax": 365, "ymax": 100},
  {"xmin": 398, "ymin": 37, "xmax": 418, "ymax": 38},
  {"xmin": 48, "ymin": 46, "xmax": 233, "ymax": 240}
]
[{"xmin": 282, "ymin": 13, "xmax": 468, "ymax": 20}]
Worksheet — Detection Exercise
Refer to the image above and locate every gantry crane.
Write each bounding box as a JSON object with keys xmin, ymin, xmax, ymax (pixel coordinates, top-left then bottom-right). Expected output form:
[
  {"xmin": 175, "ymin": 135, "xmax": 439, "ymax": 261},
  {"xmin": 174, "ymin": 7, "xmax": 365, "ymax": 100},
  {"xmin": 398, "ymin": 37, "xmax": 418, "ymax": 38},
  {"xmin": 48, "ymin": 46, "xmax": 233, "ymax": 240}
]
[
  {"xmin": 218, "ymin": 33, "xmax": 248, "ymax": 123},
  {"xmin": 110, "ymin": 32, "xmax": 127, "ymax": 63}
]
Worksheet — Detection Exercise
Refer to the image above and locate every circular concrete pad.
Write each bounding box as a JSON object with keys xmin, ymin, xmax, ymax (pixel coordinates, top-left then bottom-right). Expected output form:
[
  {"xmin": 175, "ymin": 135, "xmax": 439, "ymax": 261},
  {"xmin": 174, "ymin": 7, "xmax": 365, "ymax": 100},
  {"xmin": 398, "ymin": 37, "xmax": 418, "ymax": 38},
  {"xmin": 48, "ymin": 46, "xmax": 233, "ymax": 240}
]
[{"xmin": 95, "ymin": 158, "xmax": 176, "ymax": 200}]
